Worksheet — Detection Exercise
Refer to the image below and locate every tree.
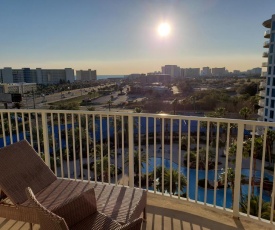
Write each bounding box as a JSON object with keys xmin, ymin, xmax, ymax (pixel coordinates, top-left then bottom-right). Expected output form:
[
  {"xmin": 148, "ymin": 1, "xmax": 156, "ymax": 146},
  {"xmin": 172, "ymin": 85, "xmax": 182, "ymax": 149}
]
[
  {"xmin": 133, "ymin": 107, "xmax": 142, "ymax": 113},
  {"xmin": 125, "ymin": 150, "xmax": 147, "ymax": 176},
  {"xmin": 239, "ymin": 107, "xmax": 252, "ymax": 120},
  {"xmin": 107, "ymin": 100, "xmax": 113, "ymax": 111},
  {"xmin": 171, "ymin": 98, "xmax": 178, "ymax": 115},
  {"xmin": 153, "ymin": 166, "xmax": 187, "ymax": 195},
  {"xmin": 240, "ymin": 195, "xmax": 272, "ymax": 220},
  {"xmin": 266, "ymin": 129, "xmax": 275, "ymax": 166}
]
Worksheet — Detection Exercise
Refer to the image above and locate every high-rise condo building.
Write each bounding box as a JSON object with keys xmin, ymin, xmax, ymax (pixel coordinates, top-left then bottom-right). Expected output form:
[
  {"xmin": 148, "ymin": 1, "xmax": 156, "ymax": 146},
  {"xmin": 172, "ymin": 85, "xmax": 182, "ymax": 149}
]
[
  {"xmin": 76, "ymin": 69, "xmax": 97, "ymax": 81},
  {"xmin": 260, "ymin": 15, "xmax": 275, "ymax": 122},
  {"xmin": 161, "ymin": 65, "xmax": 181, "ymax": 78}
]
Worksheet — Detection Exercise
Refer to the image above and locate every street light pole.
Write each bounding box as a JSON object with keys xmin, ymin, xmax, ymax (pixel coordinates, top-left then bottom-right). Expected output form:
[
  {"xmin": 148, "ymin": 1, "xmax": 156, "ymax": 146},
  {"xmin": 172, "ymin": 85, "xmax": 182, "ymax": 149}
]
[{"xmin": 32, "ymin": 88, "xmax": 36, "ymax": 109}]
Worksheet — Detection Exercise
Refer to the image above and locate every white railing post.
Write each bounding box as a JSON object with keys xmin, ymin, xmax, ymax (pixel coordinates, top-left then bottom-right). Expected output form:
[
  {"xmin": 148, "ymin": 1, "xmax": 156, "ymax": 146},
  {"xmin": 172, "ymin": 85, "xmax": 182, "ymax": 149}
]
[
  {"xmin": 41, "ymin": 111, "xmax": 51, "ymax": 168},
  {"xmin": 233, "ymin": 123, "xmax": 244, "ymax": 218},
  {"xmin": 128, "ymin": 115, "xmax": 134, "ymax": 188}
]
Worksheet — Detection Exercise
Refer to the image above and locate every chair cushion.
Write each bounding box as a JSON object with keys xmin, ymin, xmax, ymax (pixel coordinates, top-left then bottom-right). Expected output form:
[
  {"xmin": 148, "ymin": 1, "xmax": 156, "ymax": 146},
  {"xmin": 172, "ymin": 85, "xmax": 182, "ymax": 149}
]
[{"xmin": 0, "ymin": 140, "xmax": 57, "ymax": 204}]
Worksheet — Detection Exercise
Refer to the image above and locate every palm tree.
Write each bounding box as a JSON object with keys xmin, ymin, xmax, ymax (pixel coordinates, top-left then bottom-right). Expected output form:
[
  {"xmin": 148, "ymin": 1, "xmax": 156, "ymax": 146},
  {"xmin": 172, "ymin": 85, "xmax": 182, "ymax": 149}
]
[
  {"xmin": 133, "ymin": 107, "xmax": 142, "ymax": 113},
  {"xmin": 266, "ymin": 129, "xmax": 275, "ymax": 166},
  {"xmin": 125, "ymin": 150, "xmax": 147, "ymax": 176},
  {"xmin": 171, "ymin": 98, "xmax": 178, "ymax": 115},
  {"xmin": 153, "ymin": 166, "xmax": 187, "ymax": 195},
  {"xmin": 239, "ymin": 107, "xmax": 252, "ymax": 120},
  {"xmin": 239, "ymin": 195, "xmax": 272, "ymax": 220},
  {"xmin": 107, "ymin": 100, "xmax": 113, "ymax": 111},
  {"xmin": 92, "ymin": 156, "xmax": 115, "ymax": 182}
]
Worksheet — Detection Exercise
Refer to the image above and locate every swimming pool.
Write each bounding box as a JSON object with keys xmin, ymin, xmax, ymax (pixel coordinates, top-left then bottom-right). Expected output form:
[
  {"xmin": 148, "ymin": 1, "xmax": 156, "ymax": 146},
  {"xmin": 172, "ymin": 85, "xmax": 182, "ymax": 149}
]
[{"xmin": 142, "ymin": 158, "xmax": 272, "ymax": 208}]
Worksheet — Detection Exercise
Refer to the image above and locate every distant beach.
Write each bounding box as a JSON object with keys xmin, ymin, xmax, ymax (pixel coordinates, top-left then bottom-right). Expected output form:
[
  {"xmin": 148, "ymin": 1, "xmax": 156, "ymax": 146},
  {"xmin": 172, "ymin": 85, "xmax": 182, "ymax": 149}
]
[{"xmin": 97, "ymin": 75, "xmax": 125, "ymax": 80}]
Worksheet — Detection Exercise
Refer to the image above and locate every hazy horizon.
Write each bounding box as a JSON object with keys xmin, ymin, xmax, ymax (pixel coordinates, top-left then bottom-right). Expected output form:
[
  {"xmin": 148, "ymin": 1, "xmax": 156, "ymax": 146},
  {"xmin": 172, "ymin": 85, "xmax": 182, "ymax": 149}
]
[{"xmin": 1, "ymin": 0, "xmax": 274, "ymax": 75}]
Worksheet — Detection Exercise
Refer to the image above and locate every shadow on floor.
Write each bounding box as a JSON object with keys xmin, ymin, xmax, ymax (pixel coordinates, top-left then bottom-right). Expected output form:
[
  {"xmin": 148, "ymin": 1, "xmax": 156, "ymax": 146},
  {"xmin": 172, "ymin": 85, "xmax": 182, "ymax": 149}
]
[{"xmin": 142, "ymin": 204, "xmax": 244, "ymax": 230}]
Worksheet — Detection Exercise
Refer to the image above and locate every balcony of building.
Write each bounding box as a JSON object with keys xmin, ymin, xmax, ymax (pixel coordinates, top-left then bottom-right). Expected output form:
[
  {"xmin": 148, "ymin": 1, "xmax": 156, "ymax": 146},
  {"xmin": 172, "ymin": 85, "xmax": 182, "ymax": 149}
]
[
  {"xmin": 263, "ymin": 41, "xmax": 270, "ymax": 48},
  {"xmin": 263, "ymin": 19, "xmax": 272, "ymax": 28},
  {"xmin": 258, "ymin": 99, "xmax": 265, "ymax": 107},
  {"xmin": 0, "ymin": 109, "xmax": 275, "ymax": 229},
  {"xmin": 259, "ymin": 91, "xmax": 266, "ymax": 97},
  {"xmin": 258, "ymin": 108, "xmax": 264, "ymax": 116},
  {"xmin": 262, "ymin": 52, "xmax": 269, "ymax": 58},
  {"xmin": 260, "ymin": 81, "xmax": 266, "ymax": 89},
  {"xmin": 264, "ymin": 30, "xmax": 271, "ymax": 38},
  {"xmin": 261, "ymin": 72, "xmax": 267, "ymax": 77},
  {"xmin": 262, "ymin": 62, "xmax": 268, "ymax": 67}
]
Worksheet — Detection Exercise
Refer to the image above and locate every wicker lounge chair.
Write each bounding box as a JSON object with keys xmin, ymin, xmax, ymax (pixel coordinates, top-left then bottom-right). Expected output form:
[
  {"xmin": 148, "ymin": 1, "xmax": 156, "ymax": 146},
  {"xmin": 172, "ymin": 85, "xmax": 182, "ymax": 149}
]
[
  {"xmin": 0, "ymin": 140, "xmax": 146, "ymax": 226},
  {"xmin": 25, "ymin": 187, "xmax": 142, "ymax": 230}
]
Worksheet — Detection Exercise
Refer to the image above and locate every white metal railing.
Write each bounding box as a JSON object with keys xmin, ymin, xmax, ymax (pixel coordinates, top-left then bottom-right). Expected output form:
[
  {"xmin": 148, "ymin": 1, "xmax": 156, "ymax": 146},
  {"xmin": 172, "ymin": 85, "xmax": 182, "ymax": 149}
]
[
  {"xmin": 264, "ymin": 30, "xmax": 271, "ymax": 38},
  {"xmin": 1, "ymin": 109, "xmax": 275, "ymax": 227},
  {"xmin": 263, "ymin": 41, "xmax": 270, "ymax": 48},
  {"xmin": 262, "ymin": 52, "xmax": 269, "ymax": 58}
]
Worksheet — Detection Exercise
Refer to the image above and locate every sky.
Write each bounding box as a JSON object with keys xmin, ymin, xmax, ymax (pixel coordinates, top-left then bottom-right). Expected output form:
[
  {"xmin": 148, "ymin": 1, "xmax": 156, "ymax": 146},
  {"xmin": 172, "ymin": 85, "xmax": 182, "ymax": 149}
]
[{"xmin": 0, "ymin": 0, "xmax": 274, "ymax": 75}]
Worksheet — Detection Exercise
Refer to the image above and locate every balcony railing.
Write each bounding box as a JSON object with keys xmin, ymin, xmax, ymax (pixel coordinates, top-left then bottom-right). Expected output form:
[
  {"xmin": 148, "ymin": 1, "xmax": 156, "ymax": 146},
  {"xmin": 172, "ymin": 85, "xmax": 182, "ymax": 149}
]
[
  {"xmin": 260, "ymin": 81, "xmax": 266, "ymax": 88},
  {"xmin": 263, "ymin": 41, "xmax": 270, "ymax": 48},
  {"xmin": 262, "ymin": 62, "xmax": 268, "ymax": 67},
  {"xmin": 258, "ymin": 99, "xmax": 265, "ymax": 107},
  {"xmin": 259, "ymin": 91, "xmax": 266, "ymax": 97},
  {"xmin": 261, "ymin": 72, "xmax": 267, "ymax": 77},
  {"xmin": 258, "ymin": 108, "xmax": 264, "ymax": 116},
  {"xmin": 1, "ymin": 109, "xmax": 275, "ymax": 228},
  {"xmin": 262, "ymin": 52, "xmax": 269, "ymax": 58},
  {"xmin": 264, "ymin": 30, "xmax": 271, "ymax": 38}
]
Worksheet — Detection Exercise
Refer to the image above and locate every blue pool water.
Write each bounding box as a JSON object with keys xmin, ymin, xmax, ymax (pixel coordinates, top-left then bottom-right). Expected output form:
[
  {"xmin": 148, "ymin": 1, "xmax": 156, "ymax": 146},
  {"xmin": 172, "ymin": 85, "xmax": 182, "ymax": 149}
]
[{"xmin": 143, "ymin": 158, "xmax": 272, "ymax": 208}]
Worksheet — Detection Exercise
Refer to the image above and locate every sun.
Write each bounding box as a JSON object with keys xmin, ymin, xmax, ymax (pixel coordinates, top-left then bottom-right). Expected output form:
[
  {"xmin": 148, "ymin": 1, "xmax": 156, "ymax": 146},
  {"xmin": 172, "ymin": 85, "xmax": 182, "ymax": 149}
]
[{"xmin": 157, "ymin": 23, "xmax": 171, "ymax": 37}]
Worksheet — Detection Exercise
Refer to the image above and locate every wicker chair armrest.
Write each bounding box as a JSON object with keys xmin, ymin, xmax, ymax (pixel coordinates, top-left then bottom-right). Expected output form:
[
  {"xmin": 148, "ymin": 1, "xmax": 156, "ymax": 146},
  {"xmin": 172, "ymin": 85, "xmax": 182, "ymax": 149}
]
[{"xmin": 118, "ymin": 218, "xmax": 143, "ymax": 230}]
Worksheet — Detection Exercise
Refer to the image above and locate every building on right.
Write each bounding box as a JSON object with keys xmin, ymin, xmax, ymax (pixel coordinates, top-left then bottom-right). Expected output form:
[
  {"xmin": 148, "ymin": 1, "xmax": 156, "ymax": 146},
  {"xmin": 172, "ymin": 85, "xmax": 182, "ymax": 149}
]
[{"xmin": 260, "ymin": 15, "xmax": 275, "ymax": 122}]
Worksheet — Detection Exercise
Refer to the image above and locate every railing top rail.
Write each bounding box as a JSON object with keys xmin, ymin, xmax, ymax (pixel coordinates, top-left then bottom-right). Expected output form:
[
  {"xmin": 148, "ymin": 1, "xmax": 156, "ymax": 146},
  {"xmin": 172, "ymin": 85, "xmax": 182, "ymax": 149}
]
[{"xmin": 0, "ymin": 109, "xmax": 274, "ymax": 128}]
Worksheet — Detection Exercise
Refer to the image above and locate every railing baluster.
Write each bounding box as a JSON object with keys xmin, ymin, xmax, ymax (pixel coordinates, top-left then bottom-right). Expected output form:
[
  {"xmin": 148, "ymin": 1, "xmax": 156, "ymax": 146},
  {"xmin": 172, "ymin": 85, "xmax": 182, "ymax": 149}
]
[
  {"xmin": 15, "ymin": 112, "xmax": 19, "ymax": 142},
  {"xmin": 178, "ymin": 119, "xmax": 182, "ymax": 199},
  {"xmin": 1, "ymin": 112, "xmax": 6, "ymax": 146},
  {"xmin": 28, "ymin": 112, "xmax": 33, "ymax": 147},
  {"xmin": 35, "ymin": 113, "xmax": 41, "ymax": 156},
  {"xmin": 204, "ymin": 121, "xmax": 210, "ymax": 204},
  {"xmin": 86, "ymin": 114, "xmax": 90, "ymax": 182},
  {"xmin": 78, "ymin": 114, "xmax": 83, "ymax": 181},
  {"xmin": 22, "ymin": 112, "xmax": 26, "ymax": 141},
  {"xmin": 187, "ymin": 119, "xmax": 191, "ymax": 201},
  {"xmin": 121, "ymin": 116, "xmax": 125, "ymax": 183},
  {"xmin": 107, "ymin": 115, "xmax": 110, "ymax": 184},
  {"xmin": 247, "ymin": 125, "xmax": 256, "ymax": 216},
  {"xmin": 51, "ymin": 113, "xmax": 57, "ymax": 175},
  {"xmin": 154, "ymin": 117, "xmax": 156, "ymax": 194},
  {"xmin": 138, "ymin": 116, "xmax": 141, "ymax": 189},
  {"xmin": 41, "ymin": 111, "xmax": 50, "ymax": 167},
  {"xmin": 58, "ymin": 113, "xmax": 64, "ymax": 178},
  {"xmin": 114, "ymin": 115, "xmax": 117, "ymax": 185},
  {"xmin": 146, "ymin": 116, "xmax": 149, "ymax": 191},
  {"xmin": 8, "ymin": 112, "xmax": 12, "ymax": 144},
  {"xmin": 93, "ymin": 114, "xmax": 97, "ymax": 183},
  {"xmin": 223, "ymin": 123, "xmax": 230, "ymax": 209},
  {"xmin": 195, "ymin": 121, "xmax": 200, "ymax": 203},
  {"xmin": 161, "ymin": 118, "xmax": 164, "ymax": 195},
  {"xmin": 214, "ymin": 122, "xmax": 220, "ymax": 207},
  {"xmin": 65, "ymin": 114, "xmax": 70, "ymax": 179},
  {"xmin": 258, "ymin": 127, "xmax": 267, "ymax": 219},
  {"xmin": 72, "ymin": 113, "xmax": 76, "ymax": 180},
  {"xmin": 170, "ymin": 118, "xmax": 173, "ymax": 197},
  {"xmin": 233, "ymin": 123, "xmax": 244, "ymax": 218},
  {"xmin": 128, "ymin": 115, "xmax": 134, "ymax": 188},
  {"xmin": 100, "ymin": 115, "xmax": 103, "ymax": 183}
]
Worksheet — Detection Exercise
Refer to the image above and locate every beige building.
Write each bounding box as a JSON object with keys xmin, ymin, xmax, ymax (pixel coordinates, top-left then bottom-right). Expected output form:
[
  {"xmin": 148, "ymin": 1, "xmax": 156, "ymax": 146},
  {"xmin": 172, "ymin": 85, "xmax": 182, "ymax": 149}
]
[
  {"xmin": 76, "ymin": 69, "xmax": 97, "ymax": 81},
  {"xmin": 0, "ymin": 83, "xmax": 37, "ymax": 94}
]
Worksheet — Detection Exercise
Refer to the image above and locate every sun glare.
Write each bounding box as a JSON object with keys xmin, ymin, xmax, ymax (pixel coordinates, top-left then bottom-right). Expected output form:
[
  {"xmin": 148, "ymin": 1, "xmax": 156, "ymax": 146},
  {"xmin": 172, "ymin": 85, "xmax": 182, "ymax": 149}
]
[{"xmin": 158, "ymin": 23, "xmax": 171, "ymax": 37}]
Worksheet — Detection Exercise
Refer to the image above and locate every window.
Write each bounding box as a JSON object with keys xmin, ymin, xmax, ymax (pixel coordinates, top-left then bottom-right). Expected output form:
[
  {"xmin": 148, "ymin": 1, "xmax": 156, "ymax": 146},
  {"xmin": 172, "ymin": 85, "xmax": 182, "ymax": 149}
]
[
  {"xmin": 267, "ymin": 88, "xmax": 270, "ymax": 96},
  {"xmin": 268, "ymin": 77, "xmax": 271, "ymax": 85},
  {"xmin": 272, "ymin": 89, "xmax": 275, "ymax": 97},
  {"xmin": 270, "ymin": 110, "xmax": 274, "ymax": 119},
  {"xmin": 265, "ymin": 108, "xmax": 268, "ymax": 116},
  {"xmin": 266, "ymin": 98, "xmax": 269, "ymax": 106},
  {"xmin": 271, "ymin": 44, "xmax": 274, "ymax": 53},
  {"xmin": 272, "ymin": 33, "xmax": 275, "ymax": 42},
  {"xmin": 271, "ymin": 100, "xmax": 275, "ymax": 108},
  {"xmin": 269, "ymin": 55, "xmax": 273, "ymax": 64},
  {"xmin": 272, "ymin": 21, "xmax": 275, "ymax": 31},
  {"xmin": 268, "ymin": 67, "xmax": 272, "ymax": 75},
  {"xmin": 273, "ymin": 78, "xmax": 275, "ymax": 86},
  {"xmin": 274, "ymin": 66, "xmax": 275, "ymax": 75}
]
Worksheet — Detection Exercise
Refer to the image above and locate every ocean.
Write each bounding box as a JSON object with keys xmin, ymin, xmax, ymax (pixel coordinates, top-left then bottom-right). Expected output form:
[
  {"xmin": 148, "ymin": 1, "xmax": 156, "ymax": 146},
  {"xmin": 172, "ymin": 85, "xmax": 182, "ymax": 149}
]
[{"xmin": 97, "ymin": 75, "xmax": 125, "ymax": 80}]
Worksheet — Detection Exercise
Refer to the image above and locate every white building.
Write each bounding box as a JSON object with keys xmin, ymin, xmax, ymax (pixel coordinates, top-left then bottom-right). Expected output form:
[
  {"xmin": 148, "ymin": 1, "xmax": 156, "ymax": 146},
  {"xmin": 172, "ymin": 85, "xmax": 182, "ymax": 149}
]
[
  {"xmin": 183, "ymin": 68, "xmax": 200, "ymax": 77},
  {"xmin": 76, "ymin": 69, "xmax": 97, "ymax": 81},
  {"xmin": 0, "ymin": 67, "xmax": 75, "ymax": 85},
  {"xmin": 260, "ymin": 15, "xmax": 275, "ymax": 122},
  {"xmin": 161, "ymin": 65, "xmax": 181, "ymax": 78},
  {"xmin": 201, "ymin": 67, "xmax": 211, "ymax": 77},
  {"xmin": 212, "ymin": 67, "xmax": 226, "ymax": 77}
]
